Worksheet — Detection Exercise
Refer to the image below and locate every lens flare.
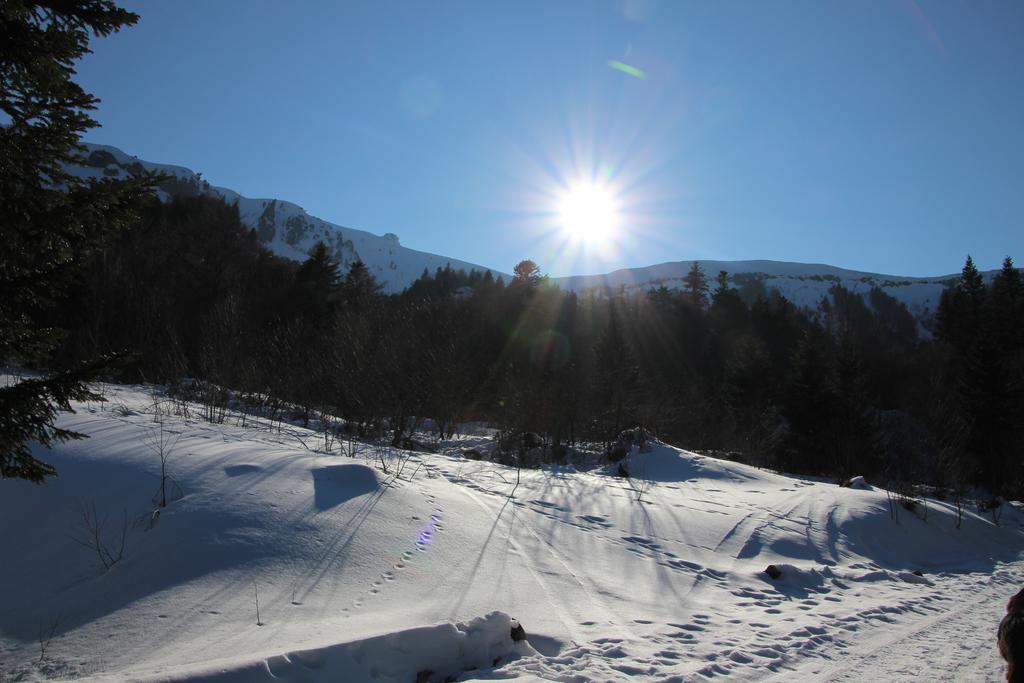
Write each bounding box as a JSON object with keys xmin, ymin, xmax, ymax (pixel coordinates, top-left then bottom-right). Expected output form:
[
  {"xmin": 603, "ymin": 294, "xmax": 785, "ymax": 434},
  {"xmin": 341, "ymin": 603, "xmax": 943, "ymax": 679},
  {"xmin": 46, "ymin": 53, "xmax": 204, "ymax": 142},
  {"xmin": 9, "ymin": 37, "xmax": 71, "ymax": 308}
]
[{"xmin": 608, "ymin": 60, "xmax": 647, "ymax": 79}]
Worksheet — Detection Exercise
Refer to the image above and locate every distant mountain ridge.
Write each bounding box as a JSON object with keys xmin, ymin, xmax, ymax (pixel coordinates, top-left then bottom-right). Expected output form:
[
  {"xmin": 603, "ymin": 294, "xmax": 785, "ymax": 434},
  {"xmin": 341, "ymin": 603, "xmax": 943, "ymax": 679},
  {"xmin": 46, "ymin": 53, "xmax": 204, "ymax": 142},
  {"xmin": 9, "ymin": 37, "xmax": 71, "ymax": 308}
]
[
  {"xmin": 75, "ymin": 142, "xmax": 981, "ymax": 317},
  {"xmin": 73, "ymin": 143, "xmax": 503, "ymax": 292},
  {"xmin": 553, "ymin": 260, "xmax": 967, "ymax": 320}
]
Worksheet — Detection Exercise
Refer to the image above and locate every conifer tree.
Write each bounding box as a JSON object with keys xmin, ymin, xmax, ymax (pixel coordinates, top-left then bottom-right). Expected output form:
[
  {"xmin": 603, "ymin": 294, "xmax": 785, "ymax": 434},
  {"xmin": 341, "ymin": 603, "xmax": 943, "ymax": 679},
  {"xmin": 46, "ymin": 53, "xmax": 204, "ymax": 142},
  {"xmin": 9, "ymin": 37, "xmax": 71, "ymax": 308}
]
[
  {"xmin": 832, "ymin": 338, "xmax": 879, "ymax": 479},
  {"xmin": 683, "ymin": 261, "xmax": 709, "ymax": 308},
  {"xmin": 710, "ymin": 269, "xmax": 747, "ymax": 331},
  {"xmin": 933, "ymin": 255, "xmax": 1023, "ymax": 495},
  {"xmin": 340, "ymin": 259, "xmax": 381, "ymax": 309},
  {"xmin": 593, "ymin": 308, "xmax": 639, "ymax": 441},
  {"xmin": 967, "ymin": 256, "xmax": 1024, "ymax": 494},
  {"xmin": 960, "ymin": 254, "xmax": 986, "ymax": 304},
  {"xmin": 714, "ymin": 270, "xmax": 731, "ymax": 298},
  {"xmin": 512, "ymin": 259, "xmax": 543, "ymax": 287},
  {"xmin": 293, "ymin": 241, "xmax": 342, "ymax": 322},
  {"xmin": 1, "ymin": 1, "xmax": 155, "ymax": 482},
  {"xmin": 779, "ymin": 329, "xmax": 837, "ymax": 474},
  {"xmin": 936, "ymin": 255, "xmax": 986, "ymax": 355},
  {"xmin": 988, "ymin": 256, "xmax": 1023, "ymax": 353}
]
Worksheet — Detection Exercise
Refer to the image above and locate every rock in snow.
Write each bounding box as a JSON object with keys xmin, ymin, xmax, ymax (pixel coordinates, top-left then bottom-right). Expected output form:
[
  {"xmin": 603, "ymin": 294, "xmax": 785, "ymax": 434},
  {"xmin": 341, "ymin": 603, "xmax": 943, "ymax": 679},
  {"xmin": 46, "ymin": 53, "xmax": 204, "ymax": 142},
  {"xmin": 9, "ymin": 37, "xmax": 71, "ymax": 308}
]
[{"xmin": 841, "ymin": 475, "xmax": 872, "ymax": 490}]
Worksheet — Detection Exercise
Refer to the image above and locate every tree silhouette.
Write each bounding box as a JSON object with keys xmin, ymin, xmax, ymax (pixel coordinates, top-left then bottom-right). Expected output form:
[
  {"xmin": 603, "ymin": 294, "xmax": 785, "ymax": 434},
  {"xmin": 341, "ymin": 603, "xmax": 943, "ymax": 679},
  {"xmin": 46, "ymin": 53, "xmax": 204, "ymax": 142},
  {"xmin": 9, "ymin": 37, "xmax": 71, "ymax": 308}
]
[
  {"xmin": 1, "ymin": 0, "xmax": 155, "ymax": 482},
  {"xmin": 683, "ymin": 261, "xmax": 709, "ymax": 308},
  {"xmin": 512, "ymin": 259, "xmax": 543, "ymax": 287}
]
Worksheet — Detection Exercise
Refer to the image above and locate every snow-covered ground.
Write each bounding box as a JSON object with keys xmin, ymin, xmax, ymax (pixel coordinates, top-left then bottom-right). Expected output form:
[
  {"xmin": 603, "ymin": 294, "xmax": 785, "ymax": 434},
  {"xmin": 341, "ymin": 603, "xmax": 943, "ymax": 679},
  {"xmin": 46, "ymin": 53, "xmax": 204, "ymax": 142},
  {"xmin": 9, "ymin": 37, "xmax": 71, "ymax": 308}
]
[{"xmin": 2, "ymin": 384, "xmax": 1021, "ymax": 682}]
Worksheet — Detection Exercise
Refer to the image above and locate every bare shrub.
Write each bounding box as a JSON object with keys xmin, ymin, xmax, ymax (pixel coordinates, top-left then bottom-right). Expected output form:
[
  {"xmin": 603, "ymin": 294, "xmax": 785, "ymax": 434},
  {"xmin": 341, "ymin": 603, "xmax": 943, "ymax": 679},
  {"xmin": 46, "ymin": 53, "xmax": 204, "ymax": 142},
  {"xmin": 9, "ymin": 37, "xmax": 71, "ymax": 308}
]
[
  {"xmin": 37, "ymin": 613, "xmax": 65, "ymax": 663},
  {"xmin": 69, "ymin": 501, "xmax": 128, "ymax": 571},
  {"xmin": 980, "ymin": 497, "xmax": 1004, "ymax": 526},
  {"xmin": 144, "ymin": 417, "xmax": 183, "ymax": 508},
  {"xmin": 631, "ymin": 458, "xmax": 652, "ymax": 503},
  {"xmin": 254, "ymin": 580, "xmax": 264, "ymax": 626}
]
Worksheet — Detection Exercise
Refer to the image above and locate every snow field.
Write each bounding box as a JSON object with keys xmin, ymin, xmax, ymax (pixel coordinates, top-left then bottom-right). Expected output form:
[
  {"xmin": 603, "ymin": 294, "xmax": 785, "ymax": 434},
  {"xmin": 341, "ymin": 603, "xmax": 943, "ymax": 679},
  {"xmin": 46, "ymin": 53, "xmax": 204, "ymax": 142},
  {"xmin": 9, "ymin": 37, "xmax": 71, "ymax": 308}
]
[{"xmin": 1, "ymin": 383, "xmax": 1021, "ymax": 681}]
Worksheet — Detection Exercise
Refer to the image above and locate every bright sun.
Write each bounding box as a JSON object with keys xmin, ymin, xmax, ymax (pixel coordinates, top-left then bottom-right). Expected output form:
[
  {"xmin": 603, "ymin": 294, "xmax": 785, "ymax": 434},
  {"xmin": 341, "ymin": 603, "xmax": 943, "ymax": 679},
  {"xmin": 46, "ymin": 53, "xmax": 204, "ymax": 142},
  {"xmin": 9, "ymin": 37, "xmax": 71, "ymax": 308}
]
[{"xmin": 557, "ymin": 183, "xmax": 618, "ymax": 245}]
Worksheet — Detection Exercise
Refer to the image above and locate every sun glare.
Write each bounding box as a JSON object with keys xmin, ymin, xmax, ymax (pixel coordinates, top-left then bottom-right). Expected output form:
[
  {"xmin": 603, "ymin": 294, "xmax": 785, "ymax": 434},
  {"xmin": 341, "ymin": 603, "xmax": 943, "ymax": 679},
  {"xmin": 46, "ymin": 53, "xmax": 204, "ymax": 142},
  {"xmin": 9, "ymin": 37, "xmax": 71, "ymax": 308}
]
[{"xmin": 557, "ymin": 183, "xmax": 619, "ymax": 246}]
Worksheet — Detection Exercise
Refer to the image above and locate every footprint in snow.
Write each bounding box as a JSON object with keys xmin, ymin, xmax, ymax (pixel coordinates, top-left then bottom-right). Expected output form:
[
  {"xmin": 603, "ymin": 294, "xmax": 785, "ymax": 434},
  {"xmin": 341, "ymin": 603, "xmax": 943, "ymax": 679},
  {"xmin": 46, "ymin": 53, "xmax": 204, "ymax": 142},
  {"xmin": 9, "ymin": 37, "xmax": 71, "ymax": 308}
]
[
  {"xmin": 674, "ymin": 623, "xmax": 705, "ymax": 632},
  {"xmin": 667, "ymin": 558, "xmax": 703, "ymax": 572},
  {"xmin": 622, "ymin": 535, "xmax": 662, "ymax": 550},
  {"xmin": 531, "ymin": 499, "xmax": 569, "ymax": 512},
  {"xmin": 576, "ymin": 514, "xmax": 612, "ymax": 528},
  {"xmin": 666, "ymin": 631, "xmax": 697, "ymax": 642}
]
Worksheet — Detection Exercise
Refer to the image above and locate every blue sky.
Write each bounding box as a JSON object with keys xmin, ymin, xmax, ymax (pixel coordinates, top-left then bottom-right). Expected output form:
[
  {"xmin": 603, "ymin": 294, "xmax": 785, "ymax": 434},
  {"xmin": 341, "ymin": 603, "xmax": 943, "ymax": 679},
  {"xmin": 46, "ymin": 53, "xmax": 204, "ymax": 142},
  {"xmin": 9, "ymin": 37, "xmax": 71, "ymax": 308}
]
[{"xmin": 78, "ymin": 1, "xmax": 1023, "ymax": 277}]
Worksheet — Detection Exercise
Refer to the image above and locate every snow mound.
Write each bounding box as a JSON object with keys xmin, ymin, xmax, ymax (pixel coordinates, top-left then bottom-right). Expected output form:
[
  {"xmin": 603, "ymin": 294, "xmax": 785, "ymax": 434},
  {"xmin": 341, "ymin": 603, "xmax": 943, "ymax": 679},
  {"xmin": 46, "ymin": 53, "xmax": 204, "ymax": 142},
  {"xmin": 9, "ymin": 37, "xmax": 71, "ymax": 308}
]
[
  {"xmin": 898, "ymin": 570, "xmax": 933, "ymax": 585},
  {"xmin": 160, "ymin": 611, "xmax": 534, "ymax": 683},
  {"xmin": 621, "ymin": 442, "xmax": 774, "ymax": 484},
  {"xmin": 311, "ymin": 464, "xmax": 379, "ymax": 509},
  {"xmin": 829, "ymin": 496, "xmax": 1024, "ymax": 571},
  {"xmin": 759, "ymin": 563, "xmax": 828, "ymax": 592}
]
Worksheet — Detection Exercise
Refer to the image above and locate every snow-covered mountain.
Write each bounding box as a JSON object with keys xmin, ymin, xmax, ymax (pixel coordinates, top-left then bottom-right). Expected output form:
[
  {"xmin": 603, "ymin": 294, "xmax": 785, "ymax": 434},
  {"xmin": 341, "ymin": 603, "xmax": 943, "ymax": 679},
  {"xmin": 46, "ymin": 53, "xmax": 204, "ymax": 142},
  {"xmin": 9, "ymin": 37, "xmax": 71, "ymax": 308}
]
[
  {"xmin": 74, "ymin": 143, "xmax": 970, "ymax": 316},
  {"xmin": 73, "ymin": 144, "xmax": 503, "ymax": 293},
  {"xmin": 555, "ymin": 260, "xmax": 963, "ymax": 321}
]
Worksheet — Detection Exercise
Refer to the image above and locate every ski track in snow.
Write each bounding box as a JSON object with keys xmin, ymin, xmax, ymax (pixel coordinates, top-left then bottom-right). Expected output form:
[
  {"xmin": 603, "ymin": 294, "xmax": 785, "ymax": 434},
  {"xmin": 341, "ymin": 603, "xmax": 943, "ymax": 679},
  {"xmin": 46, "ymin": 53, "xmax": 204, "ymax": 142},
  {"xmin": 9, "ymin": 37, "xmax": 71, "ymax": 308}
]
[
  {"xmin": 420, "ymin": 453, "xmax": 1023, "ymax": 682},
  {"xmin": 1, "ymin": 383, "xmax": 1022, "ymax": 682},
  {"xmin": 800, "ymin": 567, "xmax": 1016, "ymax": 682},
  {"xmin": 425, "ymin": 459, "xmax": 635, "ymax": 646}
]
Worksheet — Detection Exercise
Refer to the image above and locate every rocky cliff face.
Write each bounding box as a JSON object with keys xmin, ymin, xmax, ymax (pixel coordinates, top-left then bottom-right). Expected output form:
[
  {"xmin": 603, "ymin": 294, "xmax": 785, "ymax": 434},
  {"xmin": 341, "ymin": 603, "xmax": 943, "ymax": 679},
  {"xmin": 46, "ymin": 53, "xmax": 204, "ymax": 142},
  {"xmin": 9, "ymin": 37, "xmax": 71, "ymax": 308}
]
[{"xmin": 72, "ymin": 143, "xmax": 502, "ymax": 292}]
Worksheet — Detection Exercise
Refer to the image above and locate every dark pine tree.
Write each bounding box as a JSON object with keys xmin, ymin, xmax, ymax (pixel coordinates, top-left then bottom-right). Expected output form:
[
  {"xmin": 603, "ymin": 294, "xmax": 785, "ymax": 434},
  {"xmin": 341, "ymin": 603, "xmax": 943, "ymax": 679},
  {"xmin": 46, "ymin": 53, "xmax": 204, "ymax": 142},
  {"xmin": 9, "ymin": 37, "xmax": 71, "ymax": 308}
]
[
  {"xmin": 593, "ymin": 306, "xmax": 639, "ymax": 443},
  {"xmin": 967, "ymin": 256, "xmax": 1024, "ymax": 494},
  {"xmin": 683, "ymin": 261, "xmax": 709, "ymax": 309},
  {"xmin": 340, "ymin": 258, "xmax": 382, "ymax": 310},
  {"xmin": 988, "ymin": 256, "xmax": 1024, "ymax": 355},
  {"xmin": 512, "ymin": 259, "xmax": 543, "ymax": 288},
  {"xmin": 1, "ymin": 0, "xmax": 155, "ymax": 482},
  {"xmin": 293, "ymin": 241, "xmax": 342, "ymax": 322},
  {"xmin": 936, "ymin": 254, "xmax": 986, "ymax": 355},
  {"xmin": 779, "ymin": 328, "xmax": 837, "ymax": 474}
]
